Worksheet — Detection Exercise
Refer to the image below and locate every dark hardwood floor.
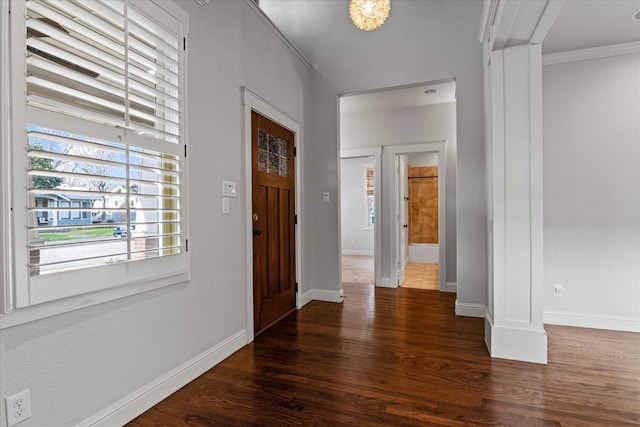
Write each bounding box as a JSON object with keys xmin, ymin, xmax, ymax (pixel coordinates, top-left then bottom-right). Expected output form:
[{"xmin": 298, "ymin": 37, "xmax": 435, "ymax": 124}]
[{"xmin": 128, "ymin": 283, "xmax": 640, "ymax": 426}]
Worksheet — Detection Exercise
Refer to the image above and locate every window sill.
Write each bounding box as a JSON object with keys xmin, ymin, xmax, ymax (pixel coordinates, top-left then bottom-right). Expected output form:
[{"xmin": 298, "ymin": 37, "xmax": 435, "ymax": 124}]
[{"xmin": 0, "ymin": 271, "xmax": 189, "ymax": 329}]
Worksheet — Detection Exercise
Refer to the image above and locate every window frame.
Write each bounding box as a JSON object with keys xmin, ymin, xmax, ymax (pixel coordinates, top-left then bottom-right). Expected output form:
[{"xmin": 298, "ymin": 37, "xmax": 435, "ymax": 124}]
[
  {"xmin": 363, "ymin": 163, "xmax": 374, "ymax": 230},
  {"xmin": 0, "ymin": 0, "xmax": 190, "ymax": 328}
]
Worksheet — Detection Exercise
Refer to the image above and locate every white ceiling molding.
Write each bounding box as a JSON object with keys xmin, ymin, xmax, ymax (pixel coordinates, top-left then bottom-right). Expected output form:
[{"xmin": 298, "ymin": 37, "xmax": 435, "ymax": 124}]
[
  {"xmin": 479, "ymin": 0, "xmax": 565, "ymax": 53},
  {"xmin": 543, "ymin": 41, "xmax": 640, "ymax": 66},
  {"xmin": 340, "ymin": 147, "xmax": 382, "ymax": 159},
  {"xmin": 477, "ymin": 0, "xmax": 498, "ymax": 45},
  {"xmin": 243, "ymin": 0, "xmax": 312, "ymax": 70}
]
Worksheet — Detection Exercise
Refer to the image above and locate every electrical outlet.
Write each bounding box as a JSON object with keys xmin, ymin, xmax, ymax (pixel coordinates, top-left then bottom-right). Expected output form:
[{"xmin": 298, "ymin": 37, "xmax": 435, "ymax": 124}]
[
  {"xmin": 553, "ymin": 284, "xmax": 565, "ymax": 297},
  {"xmin": 5, "ymin": 389, "xmax": 31, "ymax": 426}
]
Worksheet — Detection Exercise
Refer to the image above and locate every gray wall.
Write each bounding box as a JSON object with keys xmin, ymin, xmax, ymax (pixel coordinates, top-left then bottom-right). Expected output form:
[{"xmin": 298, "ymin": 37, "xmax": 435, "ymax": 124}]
[
  {"xmin": 0, "ymin": 2, "xmax": 311, "ymax": 425},
  {"xmin": 543, "ymin": 53, "xmax": 640, "ymax": 324}
]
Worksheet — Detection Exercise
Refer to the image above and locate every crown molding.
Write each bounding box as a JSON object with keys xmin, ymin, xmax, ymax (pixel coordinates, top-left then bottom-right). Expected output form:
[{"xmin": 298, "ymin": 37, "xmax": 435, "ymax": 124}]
[
  {"xmin": 543, "ymin": 41, "xmax": 640, "ymax": 66},
  {"xmin": 477, "ymin": 0, "xmax": 498, "ymax": 44}
]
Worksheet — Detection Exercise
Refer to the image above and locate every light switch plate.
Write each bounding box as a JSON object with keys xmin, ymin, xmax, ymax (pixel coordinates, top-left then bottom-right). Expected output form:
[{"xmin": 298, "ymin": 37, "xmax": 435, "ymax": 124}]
[
  {"xmin": 222, "ymin": 180, "xmax": 237, "ymax": 197},
  {"xmin": 323, "ymin": 192, "xmax": 330, "ymax": 203}
]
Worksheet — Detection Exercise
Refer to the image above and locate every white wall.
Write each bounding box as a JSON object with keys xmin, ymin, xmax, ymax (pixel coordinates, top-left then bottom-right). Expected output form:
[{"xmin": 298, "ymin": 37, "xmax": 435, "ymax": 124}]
[
  {"xmin": 408, "ymin": 152, "xmax": 439, "ymax": 166},
  {"xmin": 543, "ymin": 52, "xmax": 640, "ymax": 331},
  {"xmin": 340, "ymin": 157, "xmax": 375, "ymax": 255},
  {"xmin": 0, "ymin": 2, "xmax": 311, "ymax": 425},
  {"xmin": 341, "ymin": 103, "xmax": 458, "ymax": 282}
]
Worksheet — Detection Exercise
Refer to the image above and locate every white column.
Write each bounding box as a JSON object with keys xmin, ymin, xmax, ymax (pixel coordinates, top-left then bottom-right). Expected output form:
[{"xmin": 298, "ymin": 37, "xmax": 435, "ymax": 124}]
[{"xmin": 485, "ymin": 44, "xmax": 547, "ymax": 364}]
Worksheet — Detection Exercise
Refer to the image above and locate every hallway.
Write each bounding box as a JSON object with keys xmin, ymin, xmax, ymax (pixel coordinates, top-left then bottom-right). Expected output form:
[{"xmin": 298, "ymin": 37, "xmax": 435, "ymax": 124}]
[{"xmin": 341, "ymin": 256, "xmax": 439, "ymax": 291}]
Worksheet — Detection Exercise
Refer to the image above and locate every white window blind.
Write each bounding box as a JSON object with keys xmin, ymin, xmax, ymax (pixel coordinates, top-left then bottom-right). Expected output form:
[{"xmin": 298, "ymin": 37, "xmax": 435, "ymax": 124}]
[
  {"xmin": 3, "ymin": 0, "xmax": 189, "ymax": 313},
  {"xmin": 25, "ymin": 0, "xmax": 182, "ymax": 141}
]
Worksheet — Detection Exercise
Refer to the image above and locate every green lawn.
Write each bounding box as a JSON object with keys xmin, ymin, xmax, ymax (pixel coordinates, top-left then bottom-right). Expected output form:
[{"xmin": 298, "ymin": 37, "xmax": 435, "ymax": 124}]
[{"xmin": 38, "ymin": 227, "xmax": 114, "ymax": 241}]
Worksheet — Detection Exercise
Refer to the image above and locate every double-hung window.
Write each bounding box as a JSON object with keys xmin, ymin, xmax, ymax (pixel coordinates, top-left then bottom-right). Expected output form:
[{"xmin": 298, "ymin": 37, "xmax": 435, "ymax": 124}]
[{"xmin": 1, "ymin": 0, "xmax": 189, "ymax": 322}]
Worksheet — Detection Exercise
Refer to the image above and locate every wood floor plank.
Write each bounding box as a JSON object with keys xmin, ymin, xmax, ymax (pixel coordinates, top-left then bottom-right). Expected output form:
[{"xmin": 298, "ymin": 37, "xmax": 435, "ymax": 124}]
[{"xmin": 128, "ymin": 284, "xmax": 640, "ymax": 426}]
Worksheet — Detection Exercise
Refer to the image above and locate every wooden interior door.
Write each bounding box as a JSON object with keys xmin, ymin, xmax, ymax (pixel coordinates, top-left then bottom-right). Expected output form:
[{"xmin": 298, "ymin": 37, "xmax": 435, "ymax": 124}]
[
  {"xmin": 408, "ymin": 166, "xmax": 438, "ymax": 244},
  {"xmin": 252, "ymin": 111, "xmax": 296, "ymax": 336}
]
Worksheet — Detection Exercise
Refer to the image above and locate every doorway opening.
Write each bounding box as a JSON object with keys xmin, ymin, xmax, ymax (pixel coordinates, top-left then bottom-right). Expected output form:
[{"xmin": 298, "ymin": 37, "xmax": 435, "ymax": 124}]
[
  {"xmin": 389, "ymin": 141, "xmax": 447, "ymax": 292},
  {"xmin": 401, "ymin": 152, "xmax": 440, "ymax": 290},
  {"xmin": 338, "ymin": 79, "xmax": 456, "ymax": 292},
  {"xmin": 340, "ymin": 156, "xmax": 376, "ymax": 285}
]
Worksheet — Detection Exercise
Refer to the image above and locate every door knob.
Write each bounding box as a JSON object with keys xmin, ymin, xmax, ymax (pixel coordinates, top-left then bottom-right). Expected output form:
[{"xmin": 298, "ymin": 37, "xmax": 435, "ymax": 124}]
[
  {"xmin": 253, "ymin": 229, "xmax": 262, "ymax": 237},
  {"xmin": 403, "ymin": 224, "xmax": 408, "ymax": 228}
]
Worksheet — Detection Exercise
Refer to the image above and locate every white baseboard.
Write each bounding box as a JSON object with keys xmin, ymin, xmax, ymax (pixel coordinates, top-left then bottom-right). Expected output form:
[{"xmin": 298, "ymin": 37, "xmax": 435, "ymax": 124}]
[
  {"xmin": 299, "ymin": 289, "xmax": 314, "ymax": 307},
  {"xmin": 341, "ymin": 250, "xmax": 374, "ymax": 256},
  {"xmin": 79, "ymin": 330, "xmax": 248, "ymax": 427},
  {"xmin": 485, "ymin": 315, "xmax": 548, "ymax": 364},
  {"xmin": 408, "ymin": 244, "xmax": 439, "ymax": 263},
  {"xmin": 444, "ymin": 281, "xmax": 457, "ymax": 293},
  {"xmin": 300, "ymin": 288, "xmax": 345, "ymax": 306},
  {"xmin": 312, "ymin": 288, "xmax": 345, "ymax": 303},
  {"xmin": 455, "ymin": 300, "xmax": 485, "ymax": 318},
  {"xmin": 376, "ymin": 277, "xmax": 397, "ymax": 288},
  {"xmin": 544, "ymin": 310, "xmax": 640, "ymax": 333}
]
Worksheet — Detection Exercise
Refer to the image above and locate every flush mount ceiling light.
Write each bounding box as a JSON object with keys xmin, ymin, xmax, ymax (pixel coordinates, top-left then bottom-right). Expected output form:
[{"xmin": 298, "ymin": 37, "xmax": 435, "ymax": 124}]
[
  {"xmin": 349, "ymin": 0, "xmax": 391, "ymax": 31},
  {"xmin": 633, "ymin": 8, "xmax": 640, "ymax": 21}
]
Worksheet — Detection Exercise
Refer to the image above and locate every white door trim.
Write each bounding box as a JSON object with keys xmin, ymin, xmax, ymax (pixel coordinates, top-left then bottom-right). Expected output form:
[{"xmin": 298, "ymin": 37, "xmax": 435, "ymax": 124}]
[{"xmin": 241, "ymin": 87, "xmax": 303, "ymax": 343}]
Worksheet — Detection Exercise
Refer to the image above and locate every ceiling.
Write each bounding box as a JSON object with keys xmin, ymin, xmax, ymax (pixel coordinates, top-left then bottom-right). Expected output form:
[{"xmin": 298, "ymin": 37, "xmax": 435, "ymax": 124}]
[
  {"xmin": 258, "ymin": 0, "xmax": 640, "ymax": 113},
  {"xmin": 542, "ymin": 0, "xmax": 640, "ymax": 54},
  {"xmin": 340, "ymin": 81, "xmax": 456, "ymax": 115}
]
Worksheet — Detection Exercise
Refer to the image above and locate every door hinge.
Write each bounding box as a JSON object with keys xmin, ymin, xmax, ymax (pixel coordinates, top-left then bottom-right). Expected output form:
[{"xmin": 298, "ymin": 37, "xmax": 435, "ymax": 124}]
[
  {"xmin": 184, "ymin": 144, "xmax": 187, "ymax": 157},
  {"xmin": 294, "ymin": 146, "xmax": 297, "ymax": 157},
  {"xmin": 295, "ymin": 282, "xmax": 299, "ymax": 292},
  {"xmin": 183, "ymin": 37, "xmax": 187, "ymax": 51},
  {"xmin": 294, "ymin": 214, "xmax": 297, "ymax": 225},
  {"xmin": 185, "ymin": 239, "xmax": 189, "ymax": 252}
]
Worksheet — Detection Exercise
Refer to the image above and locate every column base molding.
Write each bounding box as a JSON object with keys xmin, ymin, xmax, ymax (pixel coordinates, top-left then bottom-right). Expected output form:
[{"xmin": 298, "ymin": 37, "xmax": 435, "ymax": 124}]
[{"xmin": 485, "ymin": 313, "xmax": 548, "ymax": 364}]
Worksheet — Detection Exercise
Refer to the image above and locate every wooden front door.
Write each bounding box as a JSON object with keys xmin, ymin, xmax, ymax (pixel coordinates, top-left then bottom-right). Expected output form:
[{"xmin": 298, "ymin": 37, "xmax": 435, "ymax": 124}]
[{"xmin": 251, "ymin": 111, "xmax": 296, "ymax": 336}]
